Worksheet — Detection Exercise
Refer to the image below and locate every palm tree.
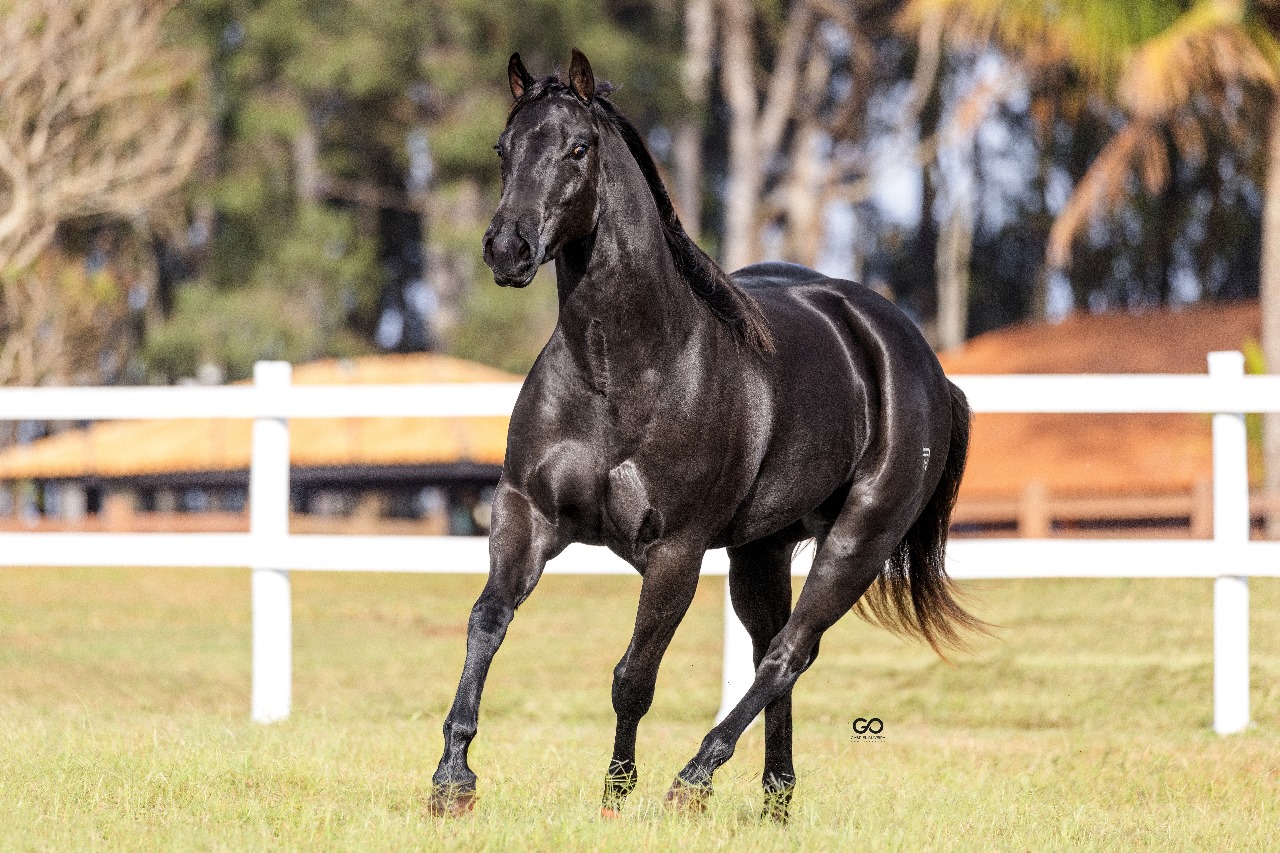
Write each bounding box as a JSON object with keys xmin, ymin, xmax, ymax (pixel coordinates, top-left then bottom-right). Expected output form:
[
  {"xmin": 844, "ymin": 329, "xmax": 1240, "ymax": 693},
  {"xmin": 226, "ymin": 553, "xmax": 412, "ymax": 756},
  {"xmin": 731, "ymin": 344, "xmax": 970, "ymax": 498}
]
[{"xmin": 905, "ymin": 0, "xmax": 1280, "ymax": 533}]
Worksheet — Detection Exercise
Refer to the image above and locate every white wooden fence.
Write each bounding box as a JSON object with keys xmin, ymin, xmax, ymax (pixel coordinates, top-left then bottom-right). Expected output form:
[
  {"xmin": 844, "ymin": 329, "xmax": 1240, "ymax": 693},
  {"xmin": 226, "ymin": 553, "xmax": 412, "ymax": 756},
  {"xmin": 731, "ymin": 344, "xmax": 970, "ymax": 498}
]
[{"xmin": 0, "ymin": 352, "xmax": 1277, "ymax": 734}]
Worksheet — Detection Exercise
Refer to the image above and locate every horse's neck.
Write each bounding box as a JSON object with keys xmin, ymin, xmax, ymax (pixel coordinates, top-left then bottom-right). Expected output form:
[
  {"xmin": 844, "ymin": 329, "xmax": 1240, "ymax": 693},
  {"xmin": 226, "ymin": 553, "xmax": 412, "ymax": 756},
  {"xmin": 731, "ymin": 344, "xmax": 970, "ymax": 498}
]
[{"xmin": 553, "ymin": 175, "xmax": 702, "ymax": 385}]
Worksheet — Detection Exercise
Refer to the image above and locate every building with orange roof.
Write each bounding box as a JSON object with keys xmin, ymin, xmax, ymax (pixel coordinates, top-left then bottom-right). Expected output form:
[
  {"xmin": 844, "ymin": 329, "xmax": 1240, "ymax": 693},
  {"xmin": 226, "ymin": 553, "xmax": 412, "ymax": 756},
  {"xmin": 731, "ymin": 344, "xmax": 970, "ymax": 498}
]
[
  {"xmin": 0, "ymin": 352, "xmax": 518, "ymax": 535},
  {"xmin": 938, "ymin": 298, "xmax": 1270, "ymax": 536}
]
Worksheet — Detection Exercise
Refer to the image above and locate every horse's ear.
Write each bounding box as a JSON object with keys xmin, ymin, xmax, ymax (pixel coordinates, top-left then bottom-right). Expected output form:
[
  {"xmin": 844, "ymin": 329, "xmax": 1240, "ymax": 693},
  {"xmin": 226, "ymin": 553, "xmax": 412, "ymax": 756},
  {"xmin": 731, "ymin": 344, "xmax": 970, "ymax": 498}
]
[
  {"xmin": 508, "ymin": 52, "xmax": 533, "ymax": 100},
  {"xmin": 569, "ymin": 48, "xmax": 595, "ymax": 104}
]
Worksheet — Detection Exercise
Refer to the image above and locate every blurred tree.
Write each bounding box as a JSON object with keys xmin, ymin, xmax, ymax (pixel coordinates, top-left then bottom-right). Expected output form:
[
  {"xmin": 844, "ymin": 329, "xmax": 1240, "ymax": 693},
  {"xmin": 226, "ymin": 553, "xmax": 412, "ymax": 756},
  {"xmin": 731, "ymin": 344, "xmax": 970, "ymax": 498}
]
[
  {"xmin": 715, "ymin": 0, "xmax": 901, "ymax": 272},
  {"xmin": 1060, "ymin": 0, "xmax": 1280, "ymax": 532},
  {"xmin": 717, "ymin": 0, "xmax": 814, "ymax": 270},
  {"xmin": 0, "ymin": 0, "xmax": 208, "ymax": 385},
  {"xmin": 674, "ymin": 0, "xmax": 714, "ymax": 240},
  {"xmin": 154, "ymin": 0, "xmax": 423, "ymax": 379},
  {"xmin": 0, "ymin": 248, "xmax": 145, "ymax": 386},
  {"xmin": 144, "ymin": 205, "xmax": 375, "ymax": 379},
  {"xmin": 900, "ymin": 0, "xmax": 1186, "ymax": 341},
  {"xmin": 158, "ymin": 0, "xmax": 687, "ymax": 379},
  {"xmin": 907, "ymin": 0, "xmax": 1280, "ymax": 529},
  {"xmin": 708, "ymin": 0, "xmax": 1012, "ymax": 350}
]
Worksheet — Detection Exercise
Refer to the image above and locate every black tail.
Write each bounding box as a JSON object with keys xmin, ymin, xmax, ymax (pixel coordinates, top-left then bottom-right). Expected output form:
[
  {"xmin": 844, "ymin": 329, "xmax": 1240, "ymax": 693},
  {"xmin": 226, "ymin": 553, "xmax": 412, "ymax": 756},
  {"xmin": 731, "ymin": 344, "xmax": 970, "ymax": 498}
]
[{"xmin": 854, "ymin": 381, "xmax": 988, "ymax": 657}]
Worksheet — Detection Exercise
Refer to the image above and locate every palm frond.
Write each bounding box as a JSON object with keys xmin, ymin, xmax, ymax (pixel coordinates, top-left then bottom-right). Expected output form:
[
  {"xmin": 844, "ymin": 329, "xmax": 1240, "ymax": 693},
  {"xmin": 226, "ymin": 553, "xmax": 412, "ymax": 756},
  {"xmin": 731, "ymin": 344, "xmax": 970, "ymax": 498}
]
[
  {"xmin": 1119, "ymin": 2, "xmax": 1276, "ymax": 119},
  {"xmin": 900, "ymin": 0, "xmax": 1183, "ymax": 86},
  {"xmin": 1047, "ymin": 122, "xmax": 1167, "ymax": 268}
]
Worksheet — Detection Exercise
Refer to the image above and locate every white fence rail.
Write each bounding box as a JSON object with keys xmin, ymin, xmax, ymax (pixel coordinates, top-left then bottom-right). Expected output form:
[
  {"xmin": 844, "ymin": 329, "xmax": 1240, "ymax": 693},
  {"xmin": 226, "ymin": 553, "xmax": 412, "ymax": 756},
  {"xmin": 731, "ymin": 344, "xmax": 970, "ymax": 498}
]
[{"xmin": 0, "ymin": 353, "xmax": 1276, "ymax": 732}]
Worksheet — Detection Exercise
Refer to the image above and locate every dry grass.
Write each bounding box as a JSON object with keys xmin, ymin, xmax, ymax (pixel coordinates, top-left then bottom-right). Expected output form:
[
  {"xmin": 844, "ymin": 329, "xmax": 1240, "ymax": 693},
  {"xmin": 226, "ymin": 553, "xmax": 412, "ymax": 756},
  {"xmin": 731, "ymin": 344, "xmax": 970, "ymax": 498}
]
[{"xmin": 1, "ymin": 567, "xmax": 1277, "ymax": 850}]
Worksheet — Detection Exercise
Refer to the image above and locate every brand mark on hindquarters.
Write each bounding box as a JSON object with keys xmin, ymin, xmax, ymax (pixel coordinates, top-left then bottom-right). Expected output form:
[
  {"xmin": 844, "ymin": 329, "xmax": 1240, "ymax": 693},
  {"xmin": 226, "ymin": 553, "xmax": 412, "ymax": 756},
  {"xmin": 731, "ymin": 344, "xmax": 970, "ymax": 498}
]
[{"xmin": 922, "ymin": 447, "xmax": 931, "ymax": 471}]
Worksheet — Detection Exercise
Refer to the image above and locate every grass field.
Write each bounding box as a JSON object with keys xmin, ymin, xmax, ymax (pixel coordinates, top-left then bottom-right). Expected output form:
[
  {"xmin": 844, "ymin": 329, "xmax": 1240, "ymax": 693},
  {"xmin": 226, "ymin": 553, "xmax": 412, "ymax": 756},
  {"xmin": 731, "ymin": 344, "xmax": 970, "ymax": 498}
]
[{"xmin": 1, "ymin": 566, "xmax": 1277, "ymax": 851}]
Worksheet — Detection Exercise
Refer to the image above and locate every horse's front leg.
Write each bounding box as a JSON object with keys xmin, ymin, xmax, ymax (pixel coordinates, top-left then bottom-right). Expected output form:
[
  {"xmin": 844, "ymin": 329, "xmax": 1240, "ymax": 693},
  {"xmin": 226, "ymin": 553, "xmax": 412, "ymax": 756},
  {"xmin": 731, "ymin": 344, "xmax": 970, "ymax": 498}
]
[
  {"xmin": 428, "ymin": 485, "xmax": 559, "ymax": 817},
  {"xmin": 600, "ymin": 543, "xmax": 702, "ymax": 817}
]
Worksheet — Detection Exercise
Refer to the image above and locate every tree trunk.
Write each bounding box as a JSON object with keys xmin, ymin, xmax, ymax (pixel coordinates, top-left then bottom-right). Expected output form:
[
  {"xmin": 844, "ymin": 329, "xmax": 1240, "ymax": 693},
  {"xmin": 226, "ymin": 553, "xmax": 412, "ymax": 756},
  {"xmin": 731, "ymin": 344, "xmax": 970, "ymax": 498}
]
[
  {"xmin": 1030, "ymin": 147, "xmax": 1053, "ymax": 320},
  {"xmin": 1261, "ymin": 97, "xmax": 1280, "ymax": 538},
  {"xmin": 294, "ymin": 110, "xmax": 321, "ymax": 203},
  {"xmin": 914, "ymin": 68, "xmax": 943, "ymax": 341},
  {"xmin": 674, "ymin": 0, "xmax": 714, "ymax": 240},
  {"xmin": 717, "ymin": 0, "xmax": 814, "ymax": 272},
  {"xmin": 936, "ymin": 189, "xmax": 973, "ymax": 351},
  {"xmin": 783, "ymin": 122, "xmax": 828, "ymax": 266},
  {"xmin": 719, "ymin": 0, "xmax": 760, "ymax": 272}
]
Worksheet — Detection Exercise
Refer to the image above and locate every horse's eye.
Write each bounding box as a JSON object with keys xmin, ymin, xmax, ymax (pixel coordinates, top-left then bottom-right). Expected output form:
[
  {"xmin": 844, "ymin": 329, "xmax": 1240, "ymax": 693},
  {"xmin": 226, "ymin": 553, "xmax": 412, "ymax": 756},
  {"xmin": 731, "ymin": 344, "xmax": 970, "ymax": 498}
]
[{"xmin": 570, "ymin": 143, "xmax": 588, "ymax": 160}]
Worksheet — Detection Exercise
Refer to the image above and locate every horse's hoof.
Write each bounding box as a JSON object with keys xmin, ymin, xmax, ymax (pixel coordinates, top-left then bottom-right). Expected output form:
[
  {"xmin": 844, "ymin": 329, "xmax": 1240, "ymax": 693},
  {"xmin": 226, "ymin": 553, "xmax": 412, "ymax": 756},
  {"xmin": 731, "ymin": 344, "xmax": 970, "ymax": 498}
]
[
  {"xmin": 426, "ymin": 785, "xmax": 477, "ymax": 818},
  {"xmin": 663, "ymin": 777, "xmax": 711, "ymax": 813},
  {"xmin": 600, "ymin": 806, "xmax": 621, "ymax": 819},
  {"xmin": 760, "ymin": 800, "xmax": 790, "ymax": 824},
  {"xmin": 761, "ymin": 789, "xmax": 793, "ymax": 823}
]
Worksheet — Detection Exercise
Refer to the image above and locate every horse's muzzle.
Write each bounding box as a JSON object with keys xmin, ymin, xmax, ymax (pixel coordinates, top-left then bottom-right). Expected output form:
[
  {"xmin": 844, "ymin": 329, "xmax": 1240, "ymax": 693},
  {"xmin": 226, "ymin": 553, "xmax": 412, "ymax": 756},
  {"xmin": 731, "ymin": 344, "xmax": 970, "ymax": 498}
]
[{"xmin": 483, "ymin": 220, "xmax": 542, "ymax": 287}]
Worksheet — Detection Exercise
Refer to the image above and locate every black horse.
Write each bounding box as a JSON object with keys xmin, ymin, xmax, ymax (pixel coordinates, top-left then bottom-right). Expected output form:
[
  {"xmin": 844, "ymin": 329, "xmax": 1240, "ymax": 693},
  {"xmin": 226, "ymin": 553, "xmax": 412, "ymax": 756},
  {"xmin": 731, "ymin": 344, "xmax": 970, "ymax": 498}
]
[{"xmin": 428, "ymin": 50, "xmax": 982, "ymax": 822}]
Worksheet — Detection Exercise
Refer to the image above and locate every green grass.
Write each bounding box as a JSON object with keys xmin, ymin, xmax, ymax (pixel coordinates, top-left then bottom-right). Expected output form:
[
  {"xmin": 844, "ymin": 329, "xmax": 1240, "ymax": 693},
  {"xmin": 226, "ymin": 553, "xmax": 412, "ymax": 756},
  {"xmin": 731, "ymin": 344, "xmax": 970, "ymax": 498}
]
[{"xmin": 1, "ymin": 568, "xmax": 1278, "ymax": 850}]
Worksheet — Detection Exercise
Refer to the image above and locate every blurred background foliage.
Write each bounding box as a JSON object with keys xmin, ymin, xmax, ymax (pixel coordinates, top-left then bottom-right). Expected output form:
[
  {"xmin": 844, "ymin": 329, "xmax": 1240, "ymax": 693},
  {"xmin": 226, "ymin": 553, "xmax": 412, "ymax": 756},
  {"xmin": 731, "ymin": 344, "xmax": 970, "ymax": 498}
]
[
  {"xmin": 144, "ymin": 0, "xmax": 686, "ymax": 380},
  {"xmin": 1, "ymin": 0, "xmax": 1279, "ymax": 384}
]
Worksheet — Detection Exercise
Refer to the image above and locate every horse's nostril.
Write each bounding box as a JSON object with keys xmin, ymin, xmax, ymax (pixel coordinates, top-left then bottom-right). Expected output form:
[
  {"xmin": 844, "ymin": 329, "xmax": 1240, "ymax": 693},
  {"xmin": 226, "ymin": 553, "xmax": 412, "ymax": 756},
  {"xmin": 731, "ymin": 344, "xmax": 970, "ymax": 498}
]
[{"xmin": 516, "ymin": 239, "xmax": 531, "ymax": 261}]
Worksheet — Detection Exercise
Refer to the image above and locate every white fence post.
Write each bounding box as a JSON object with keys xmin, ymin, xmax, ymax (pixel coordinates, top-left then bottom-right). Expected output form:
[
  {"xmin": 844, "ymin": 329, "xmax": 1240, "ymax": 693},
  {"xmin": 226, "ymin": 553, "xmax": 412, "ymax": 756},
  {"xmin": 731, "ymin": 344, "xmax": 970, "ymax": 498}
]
[
  {"xmin": 251, "ymin": 361, "xmax": 292, "ymax": 723},
  {"xmin": 717, "ymin": 578, "xmax": 757, "ymax": 724},
  {"xmin": 1209, "ymin": 351, "xmax": 1249, "ymax": 734}
]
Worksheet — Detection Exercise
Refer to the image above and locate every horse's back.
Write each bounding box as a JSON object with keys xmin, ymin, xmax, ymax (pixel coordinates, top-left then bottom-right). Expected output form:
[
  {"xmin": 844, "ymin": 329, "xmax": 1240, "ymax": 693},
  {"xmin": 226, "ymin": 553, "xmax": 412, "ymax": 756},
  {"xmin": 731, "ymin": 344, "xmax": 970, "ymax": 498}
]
[
  {"xmin": 731, "ymin": 261, "xmax": 945, "ymax": 393},
  {"xmin": 730, "ymin": 261, "xmax": 827, "ymax": 288}
]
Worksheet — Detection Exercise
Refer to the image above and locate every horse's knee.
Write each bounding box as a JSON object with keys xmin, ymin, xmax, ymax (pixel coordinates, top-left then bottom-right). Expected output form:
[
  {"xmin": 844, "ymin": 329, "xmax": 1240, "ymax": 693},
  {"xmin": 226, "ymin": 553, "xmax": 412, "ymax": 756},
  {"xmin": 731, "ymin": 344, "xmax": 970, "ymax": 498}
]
[
  {"xmin": 611, "ymin": 664, "xmax": 655, "ymax": 720},
  {"xmin": 468, "ymin": 594, "xmax": 513, "ymax": 634}
]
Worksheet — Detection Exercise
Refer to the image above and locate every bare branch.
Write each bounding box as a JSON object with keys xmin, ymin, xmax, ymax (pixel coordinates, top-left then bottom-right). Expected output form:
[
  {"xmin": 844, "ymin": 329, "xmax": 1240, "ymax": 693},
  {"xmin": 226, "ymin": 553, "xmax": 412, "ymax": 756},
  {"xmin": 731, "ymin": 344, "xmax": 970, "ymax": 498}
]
[
  {"xmin": 0, "ymin": 0, "xmax": 207, "ymax": 386},
  {"xmin": 0, "ymin": 0, "xmax": 208, "ymax": 271}
]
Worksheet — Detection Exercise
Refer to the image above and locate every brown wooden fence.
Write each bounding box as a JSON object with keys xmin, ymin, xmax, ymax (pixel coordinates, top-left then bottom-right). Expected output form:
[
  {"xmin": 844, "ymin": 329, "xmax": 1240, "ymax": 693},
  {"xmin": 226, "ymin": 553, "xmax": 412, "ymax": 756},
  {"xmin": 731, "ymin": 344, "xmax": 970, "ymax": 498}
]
[{"xmin": 954, "ymin": 481, "xmax": 1280, "ymax": 538}]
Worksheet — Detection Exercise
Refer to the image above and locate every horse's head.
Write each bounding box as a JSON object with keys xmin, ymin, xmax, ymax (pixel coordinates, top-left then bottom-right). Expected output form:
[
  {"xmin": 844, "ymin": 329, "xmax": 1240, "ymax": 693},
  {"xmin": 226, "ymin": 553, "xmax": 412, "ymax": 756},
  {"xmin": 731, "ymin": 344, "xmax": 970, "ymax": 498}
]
[{"xmin": 483, "ymin": 50, "xmax": 603, "ymax": 287}]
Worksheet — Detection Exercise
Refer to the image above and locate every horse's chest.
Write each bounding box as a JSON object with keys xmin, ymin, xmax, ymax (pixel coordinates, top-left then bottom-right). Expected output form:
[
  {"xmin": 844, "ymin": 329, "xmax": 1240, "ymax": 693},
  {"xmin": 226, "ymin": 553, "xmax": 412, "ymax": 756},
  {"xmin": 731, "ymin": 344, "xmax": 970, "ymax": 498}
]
[
  {"xmin": 603, "ymin": 459, "xmax": 663, "ymax": 560},
  {"xmin": 599, "ymin": 445, "xmax": 741, "ymax": 562}
]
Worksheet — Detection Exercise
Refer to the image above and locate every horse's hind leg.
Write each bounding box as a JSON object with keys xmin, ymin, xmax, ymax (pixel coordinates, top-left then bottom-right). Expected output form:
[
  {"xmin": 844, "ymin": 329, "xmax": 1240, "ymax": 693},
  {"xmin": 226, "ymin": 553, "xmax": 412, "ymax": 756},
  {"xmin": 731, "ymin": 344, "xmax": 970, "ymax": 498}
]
[
  {"xmin": 428, "ymin": 483, "xmax": 560, "ymax": 816},
  {"xmin": 727, "ymin": 536, "xmax": 797, "ymax": 821},
  {"xmin": 668, "ymin": 485, "xmax": 923, "ymax": 810},
  {"xmin": 601, "ymin": 543, "xmax": 702, "ymax": 816}
]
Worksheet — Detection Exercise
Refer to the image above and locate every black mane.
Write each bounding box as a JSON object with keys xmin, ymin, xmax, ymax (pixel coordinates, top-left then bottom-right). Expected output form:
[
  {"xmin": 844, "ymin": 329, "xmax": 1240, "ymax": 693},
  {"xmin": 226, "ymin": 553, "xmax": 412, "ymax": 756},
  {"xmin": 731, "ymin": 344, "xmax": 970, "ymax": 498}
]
[{"xmin": 509, "ymin": 76, "xmax": 775, "ymax": 356}]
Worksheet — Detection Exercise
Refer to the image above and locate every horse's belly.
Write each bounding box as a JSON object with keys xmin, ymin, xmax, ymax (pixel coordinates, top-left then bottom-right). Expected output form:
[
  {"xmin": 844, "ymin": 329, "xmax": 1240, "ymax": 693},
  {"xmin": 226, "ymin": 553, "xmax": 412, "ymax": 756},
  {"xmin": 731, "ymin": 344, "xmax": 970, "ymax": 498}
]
[{"xmin": 721, "ymin": 443, "xmax": 855, "ymax": 547}]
